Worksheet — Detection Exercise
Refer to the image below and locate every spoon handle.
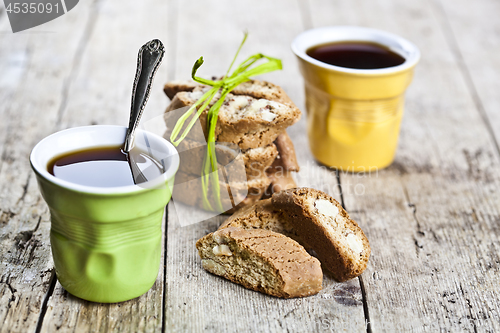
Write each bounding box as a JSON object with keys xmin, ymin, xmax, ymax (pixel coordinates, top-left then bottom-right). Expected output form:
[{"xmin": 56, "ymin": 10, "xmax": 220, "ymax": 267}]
[{"xmin": 124, "ymin": 39, "xmax": 165, "ymax": 152}]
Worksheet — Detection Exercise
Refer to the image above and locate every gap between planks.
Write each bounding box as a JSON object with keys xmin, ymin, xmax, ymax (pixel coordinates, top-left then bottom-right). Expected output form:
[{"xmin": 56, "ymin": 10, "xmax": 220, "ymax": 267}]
[
  {"xmin": 55, "ymin": 0, "xmax": 102, "ymax": 130},
  {"xmin": 337, "ymin": 169, "xmax": 372, "ymax": 333},
  {"xmin": 296, "ymin": 6, "xmax": 371, "ymax": 331},
  {"xmin": 430, "ymin": 0, "xmax": 500, "ymax": 157},
  {"xmin": 34, "ymin": 270, "xmax": 56, "ymax": 333},
  {"xmin": 31, "ymin": 0, "xmax": 102, "ymax": 330},
  {"xmin": 292, "ymin": 2, "xmax": 372, "ymax": 328},
  {"xmin": 161, "ymin": 207, "xmax": 170, "ymax": 333},
  {"xmin": 162, "ymin": 0, "xmax": 178, "ymax": 331}
]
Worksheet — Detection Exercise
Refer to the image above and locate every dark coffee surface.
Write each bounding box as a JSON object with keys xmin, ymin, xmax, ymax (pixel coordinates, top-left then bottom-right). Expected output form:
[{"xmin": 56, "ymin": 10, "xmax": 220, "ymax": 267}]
[
  {"xmin": 48, "ymin": 146, "xmax": 162, "ymax": 187},
  {"xmin": 307, "ymin": 41, "xmax": 405, "ymax": 69}
]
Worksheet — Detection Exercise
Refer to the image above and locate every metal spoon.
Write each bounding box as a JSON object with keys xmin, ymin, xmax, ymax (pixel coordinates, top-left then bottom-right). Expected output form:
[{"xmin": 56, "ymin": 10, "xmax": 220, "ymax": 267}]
[
  {"xmin": 124, "ymin": 39, "xmax": 165, "ymax": 184},
  {"xmin": 124, "ymin": 39, "xmax": 165, "ymax": 152}
]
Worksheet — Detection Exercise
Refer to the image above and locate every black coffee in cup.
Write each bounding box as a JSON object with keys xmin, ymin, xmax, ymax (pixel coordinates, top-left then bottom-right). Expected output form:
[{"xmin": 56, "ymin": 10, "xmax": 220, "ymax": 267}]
[
  {"xmin": 48, "ymin": 146, "xmax": 162, "ymax": 187},
  {"xmin": 306, "ymin": 41, "xmax": 405, "ymax": 69}
]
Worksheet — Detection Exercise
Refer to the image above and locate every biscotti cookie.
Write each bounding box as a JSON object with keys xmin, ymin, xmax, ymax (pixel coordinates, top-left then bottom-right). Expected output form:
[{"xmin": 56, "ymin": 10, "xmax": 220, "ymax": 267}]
[
  {"xmin": 219, "ymin": 198, "xmax": 306, "ymax": 248},
  {"xmin": 262, "ymin": 131, "xmax": 299, "ymax": 198},
  {"xmin": 164, "ymin": 80, "xmax": 199, "ymax": 99},
  {"xmin": 268, "ymin": 131, "xmax": 300, "ymax": 172},
  {"xmin": 173, "ymin": 170, "xmax": 269, "ymax": 213},
  {"xmin": 242, "ymin": 145, "xmax": 279, "ymax": 178},
  {"xmin": 164, "ymin": 79, "xmax": 295, "ymax": 107},
  {"xmin": 196, "ymin": 227, "xmax": 322, "ymax": 298},
  {"xmin": 172, "ymin": 137, "xmax": 278, "ymax": 179},
  {"xmin": 272, "ymin": 188, "xmax": 370, "ymax": 282},
  {"xmin": 263, "ymin": 169, "xmax": 297, "ymax": 198},
  {"xmin": 231, "ymin": 79, "xmax": 296, "ymax": 107},
  {"xmin": 164, "ymin": 89, "xmax": 301, "ymax": 150}
]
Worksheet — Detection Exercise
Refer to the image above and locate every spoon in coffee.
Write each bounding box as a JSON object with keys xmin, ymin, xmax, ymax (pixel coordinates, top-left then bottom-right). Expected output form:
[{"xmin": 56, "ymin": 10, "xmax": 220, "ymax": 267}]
[{"xmin": 123, "ymin": 39, "xmax": 165, "ymax": 184}]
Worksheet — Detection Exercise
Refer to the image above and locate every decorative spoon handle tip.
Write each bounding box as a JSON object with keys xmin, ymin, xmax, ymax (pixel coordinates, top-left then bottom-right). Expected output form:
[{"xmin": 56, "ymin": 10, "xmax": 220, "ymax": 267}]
[{"xmin": 123, "ymin": 39, "xmax": 165, "ymax": 152}]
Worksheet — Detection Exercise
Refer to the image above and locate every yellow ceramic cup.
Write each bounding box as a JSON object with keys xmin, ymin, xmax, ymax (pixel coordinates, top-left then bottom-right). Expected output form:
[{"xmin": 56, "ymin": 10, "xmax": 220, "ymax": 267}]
[{"xmin": 292, "ymin": 26, "xmax": 420, "ymax": 172}]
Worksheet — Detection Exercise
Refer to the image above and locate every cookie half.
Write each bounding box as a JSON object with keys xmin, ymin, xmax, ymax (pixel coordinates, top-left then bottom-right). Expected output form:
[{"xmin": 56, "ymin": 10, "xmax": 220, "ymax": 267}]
[
  {"xmin": 272, "ymin": 188, "xmax": 370, "ymax": 281},
  {"xmin": 219, "ymin": 198, "xmax": 306, "ymax": 248},
  {"xmin": 196, "ymin": 227, "xmax": 323, "ymax": 298}
]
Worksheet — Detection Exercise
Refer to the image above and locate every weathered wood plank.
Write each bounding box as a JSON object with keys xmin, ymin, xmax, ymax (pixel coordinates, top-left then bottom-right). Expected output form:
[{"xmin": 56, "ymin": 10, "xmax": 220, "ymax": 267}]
[
  {"xmin": 166, "ymin": 209, "xmax": 366, "ymax": 333},
  {"xmin": 0, "ymin": 19, "xmax": 31, "ymax": 187},
  {"xmin": 437, "ymin": 0, "xmax": 500, "ymax": 149},
  {"xmin": 41, "ymin": 221, "xmax": 165, "ymax": 333},
  {"xmin": 164, "ymin": 0, "xmax": 366, "ymax": 332},
  {"xmin": 0, "ymin": 3, "xmax": 96, "ymax": 332},
  {"xmin": 56, "ymin": 1, "xmax": 170, "ymax": 130},
  {"xmin": 309, "ymin": 0, "xmax": 500, "ymax": 331},
  {"xmin": 2, "ymin": 0, "xmax": 498, "ymax": 332},
  {"xmin": 38, "ymin": 0, "xmax": 171, "ymax": 331}
]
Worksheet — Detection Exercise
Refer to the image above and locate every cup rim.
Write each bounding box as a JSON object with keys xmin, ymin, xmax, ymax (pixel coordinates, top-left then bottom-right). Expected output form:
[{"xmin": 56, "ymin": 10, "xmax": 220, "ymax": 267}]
[
  {"xmin": 291, "ymin": 25, "xmax": 420, "ymax": 75},
  {"xmin": 30, "ymin": 125, "xmax": 180, "ymax": 195}
]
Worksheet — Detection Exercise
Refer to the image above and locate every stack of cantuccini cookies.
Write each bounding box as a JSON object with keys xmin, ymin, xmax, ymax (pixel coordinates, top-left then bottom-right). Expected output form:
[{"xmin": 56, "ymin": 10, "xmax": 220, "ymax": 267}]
[
  {"xmin": 163, "ymin": 79, "xmax": 301, "ymax": 213},
  {"xmin": 196, "ymin": 188, "xmax": 371, "ymax": 298}
]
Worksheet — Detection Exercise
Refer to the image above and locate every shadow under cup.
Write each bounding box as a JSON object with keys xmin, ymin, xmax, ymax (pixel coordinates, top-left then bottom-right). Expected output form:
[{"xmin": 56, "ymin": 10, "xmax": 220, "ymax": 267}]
[
  {"xmin": 292, "ymin": 26, "xmax": 420, "ymax": 172},
  {"xmin": 30, "ymin": 126, "xmax": 179, "ymax": 303}
]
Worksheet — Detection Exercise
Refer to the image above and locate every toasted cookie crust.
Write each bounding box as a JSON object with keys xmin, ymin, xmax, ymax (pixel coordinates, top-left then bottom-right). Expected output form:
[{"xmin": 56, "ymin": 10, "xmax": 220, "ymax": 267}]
[
  {"xmin": 167, "ymin": 90, "xmax": 300, "ymax": 150},
  {"xmin": 164, "ymin": 79, "xmax": 296, "ymax": 108},
  {"xmin": 272, "ymin": 188, "xmax": 371, "ymax": 281},
  {"xmin": 196, "ymin": 227, "xmax": 322, "ymax": 298},
  {"xmin": 219, "ymin": 198, "xmax": 306, "ymax": 247},
  {"xmin": 268, "ymin": 131, "xmax": 300, "ymax": 173}
]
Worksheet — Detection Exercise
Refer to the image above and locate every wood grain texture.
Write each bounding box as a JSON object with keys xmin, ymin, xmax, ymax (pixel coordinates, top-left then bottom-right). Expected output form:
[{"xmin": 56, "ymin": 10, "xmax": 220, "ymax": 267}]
[
  {"xmin": 0, "ymin": 3, "xmax": 95, "ymax": 332},
  {"xmin": 165, "ymin": 207, "xmax": 365, "ymax": 333},
  {"xmin": 41, "ymin": 233, "xmax": 165, "ymax": 333},
  {"xmin": 38, "ymin": 0, "xmax": 171, "ymax": 331},
  {"xmin": 308, "ymin": 0, "xmax": 500, "ymax": 331},
  {"xmin": 55, "ymin": 0, "xmax": 170, "ymax": 131},
  {"xmin": 436, "ymin": 0, "xmax": 500, "ymax": 148},
  {"xmin": 1, "ymin": 0, "xmax": 500, "ymax": 331},
  {"xmin": 164, "ymin": 0, "xmax": 365, "ymax": 332}
]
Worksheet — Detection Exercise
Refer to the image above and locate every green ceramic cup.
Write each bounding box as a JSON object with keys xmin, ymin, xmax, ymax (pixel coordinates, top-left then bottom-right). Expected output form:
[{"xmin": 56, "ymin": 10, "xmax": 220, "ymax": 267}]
[{"xmin": 30, "ymin": 125, "xmax": 179, "ymax": 303}]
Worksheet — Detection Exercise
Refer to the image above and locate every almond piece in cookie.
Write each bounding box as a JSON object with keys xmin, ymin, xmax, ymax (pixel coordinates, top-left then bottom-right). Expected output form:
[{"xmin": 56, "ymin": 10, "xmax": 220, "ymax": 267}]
[
  {"xmin": 196, "ymin": 227, "xmax": 323, "ymax": 298},
  {"xmin": 272, "ymin": 188, "xmax": 371, "ymax": 282},
  {"xmin": 164, "ymin": 89, "xmax": 301, "ymax": 150}
]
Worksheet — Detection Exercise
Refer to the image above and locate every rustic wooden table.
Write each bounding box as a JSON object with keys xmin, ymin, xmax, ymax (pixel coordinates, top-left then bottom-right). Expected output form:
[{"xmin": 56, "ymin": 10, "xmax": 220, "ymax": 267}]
[{"xmin": 1, "ymin": 0, "xmax": 500, "ymax": 332}]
